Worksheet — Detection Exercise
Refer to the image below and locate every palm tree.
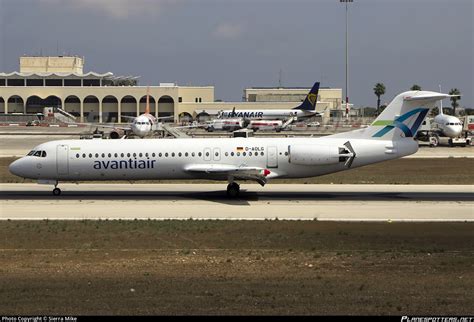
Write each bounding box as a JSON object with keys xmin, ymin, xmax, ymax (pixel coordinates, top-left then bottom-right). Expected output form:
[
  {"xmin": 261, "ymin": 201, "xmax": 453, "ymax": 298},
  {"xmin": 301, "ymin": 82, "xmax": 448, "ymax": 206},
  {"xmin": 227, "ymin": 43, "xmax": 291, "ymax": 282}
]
[
  {"xmin": 430, "ymin": 106, "xmax": 439, "ymax": 117},
  {"xmin": 449, "ymin": 88, "xmax": 461, "ymax": 116},
  {"xmin": 410, "ymin": 84, "xmax": 421, "ymax": 91},
  {"xmin": 374, "ymin": 83, "xmax": 386, "ymax": 115}
]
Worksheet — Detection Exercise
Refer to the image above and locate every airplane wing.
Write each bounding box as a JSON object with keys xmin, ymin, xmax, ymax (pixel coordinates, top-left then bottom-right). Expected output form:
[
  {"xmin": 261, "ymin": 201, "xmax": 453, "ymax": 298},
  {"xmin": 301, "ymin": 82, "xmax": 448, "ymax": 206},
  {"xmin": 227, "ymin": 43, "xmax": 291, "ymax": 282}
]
[
  {"xmin": 120, "ymin": 115, "xmax": 136, "ymax": 121},
  {"xmin": 122, "ymin": 115, "xmax": 174, "ymax": 123},
  {"xmin": 184, "ymin": 164, "xmax": 276, "ymax": 186},
  {"xmin": 72, "ymin": 121, "xmax": 132, "ymax": 131}
]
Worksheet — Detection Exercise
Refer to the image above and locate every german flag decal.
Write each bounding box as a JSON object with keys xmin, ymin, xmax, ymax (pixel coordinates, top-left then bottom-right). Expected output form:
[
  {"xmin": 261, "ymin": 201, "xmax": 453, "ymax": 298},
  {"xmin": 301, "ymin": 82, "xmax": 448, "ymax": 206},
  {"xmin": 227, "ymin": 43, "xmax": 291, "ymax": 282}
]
[{"xmin": 236, "ymin": 147, "xmax": 244, "ymax": 152}]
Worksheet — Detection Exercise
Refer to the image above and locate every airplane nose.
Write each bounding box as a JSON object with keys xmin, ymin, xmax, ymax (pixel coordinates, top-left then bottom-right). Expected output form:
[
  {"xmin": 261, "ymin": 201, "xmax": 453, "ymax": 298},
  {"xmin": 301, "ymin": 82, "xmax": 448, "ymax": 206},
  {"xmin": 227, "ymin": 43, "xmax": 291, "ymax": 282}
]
[
  {"xmin": 446, "ymin": 126, "xmax": 462, "ymax": 137},
  {"xmin": 9, "ymin": 159, "xmax": 23, "ymax": 177}
]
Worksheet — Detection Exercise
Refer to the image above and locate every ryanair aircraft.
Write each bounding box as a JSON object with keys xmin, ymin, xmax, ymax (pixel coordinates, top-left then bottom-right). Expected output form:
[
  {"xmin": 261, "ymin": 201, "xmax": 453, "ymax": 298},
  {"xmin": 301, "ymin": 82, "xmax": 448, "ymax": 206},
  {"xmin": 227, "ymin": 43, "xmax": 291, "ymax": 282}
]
[
  {"xmin": 9, "ymin": 90, "xmax": 456, "ymax": 197},
  {"xmin": 217, "ymin": 82, "xmax": 323, "ymax": 120}
]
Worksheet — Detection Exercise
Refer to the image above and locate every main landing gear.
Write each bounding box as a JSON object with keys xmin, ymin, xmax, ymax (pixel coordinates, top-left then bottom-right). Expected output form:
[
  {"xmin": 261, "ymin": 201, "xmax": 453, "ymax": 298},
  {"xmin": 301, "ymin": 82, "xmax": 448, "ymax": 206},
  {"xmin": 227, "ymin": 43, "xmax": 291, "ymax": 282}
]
[
  {"xmin": 52, "ymin": 182, "xmax": 61, "ymax": 196},
  {"xmin": 226, "ymin": 182, "xmax": 240, "ymax": 198}
]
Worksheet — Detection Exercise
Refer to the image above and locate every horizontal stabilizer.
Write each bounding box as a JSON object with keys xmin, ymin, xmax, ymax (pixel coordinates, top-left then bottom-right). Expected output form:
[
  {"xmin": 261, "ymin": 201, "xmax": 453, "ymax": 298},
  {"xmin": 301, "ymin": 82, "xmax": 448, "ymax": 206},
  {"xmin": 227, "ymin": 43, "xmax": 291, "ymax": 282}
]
[{"xmin": 403, "ymin": 92, "xmax": 460, "ymax": 101}]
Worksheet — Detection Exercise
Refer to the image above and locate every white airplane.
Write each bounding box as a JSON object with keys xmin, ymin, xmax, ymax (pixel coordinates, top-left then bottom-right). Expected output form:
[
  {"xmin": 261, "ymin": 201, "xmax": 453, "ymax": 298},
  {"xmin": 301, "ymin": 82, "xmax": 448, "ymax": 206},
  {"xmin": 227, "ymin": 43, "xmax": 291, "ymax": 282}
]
[
  {"xmin": 81, "ymin": 87, "xmax": 173, "ymax": 139},
  {"xmin": 217, "ymin": 82, "xmax": 323, "ymax": 120},
  {"xmin": 10, "ymin": 90, "xmax": 455, "ymax": 197},
  {"xmin": 432, "ymin": 95, "xmax": 463, "ymax": 138},
  {"xmin": 416, "ymin": 90, "xmax": 463, "ymax": 146}
]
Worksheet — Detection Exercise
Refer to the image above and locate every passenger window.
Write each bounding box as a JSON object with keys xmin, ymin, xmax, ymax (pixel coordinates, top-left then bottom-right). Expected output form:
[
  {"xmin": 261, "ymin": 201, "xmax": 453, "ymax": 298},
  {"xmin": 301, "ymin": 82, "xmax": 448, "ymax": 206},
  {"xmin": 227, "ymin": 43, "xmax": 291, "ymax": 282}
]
[
  {"xmin": 178, "ymin": 152, "xmax": 182, "ymax": 157},
  {"xmin": 172, "ymin": 153, "xmax": 175, "ymax": 157},
  {"xmin": 82, "ymin": 153, "xmax": 86, "ymax": 158},
  {"xmin": 215, "ymin": 152, "xmax": 219, "ymax": 157},
  {"xmin": 76, "ymin": 153, "xmax": 80, "ymax": 158},
  {"xmin": 237, "ymin": 152, "xmax": 240, "ymax": 156},
  {"xmin": 121, "ymin": 153, "xmax": 124, "ymax": 157},
  {"xmin": 165, "ymin": 153, "xmax": 169, "ymax": 157},
  {"xmin": 108, "ymin": 153, "xmax": 112, "ymax": 158},
  {"xmin": 95, "ymin": 153, "xmax": 99, "ymax": 158},
  {"xmin": 198, "ymin": 152, "xmax": 202, "ymax": 157},
  {"xmin": 185, "ymin": 152, "xmax": 188, "ymax": 157},
  {"xmin": 205, "ymin": 152, "xmax": 210, "ymax": 157},
  {"xmin": 249, "ymin": 152, "xmax": 252, "ymax": 156},
  {"xmin": 102, "ymin": 153, "xmax": 105, "ymax": 158},
  {"xmin": 41, "ymin": 151, "xmax": 47, "ymax": 157},
  {"xmin": 225, "ymin": 152, "xmax": 228, "ymax": 156},
  {"xmin": 89, "ymin": 153, "xmax": 92, "ymax": 158},
  {"xmin": 133, "ymin": 153, "xmax": 136, "ymax": 157},
  {"xmin": 260, "ymin": 152, "xmax": 264, "ymax": 156},
  {"xmin": 159, "ymin": 153, "xmax": 162, "ymax": 157},
  {"xmin": 139, "ymin": 153, "xmax": 143, "ymax": 157},
  {"xmin": 243, "ymin": 152, "xmax": 246, "ymax": 156},
  {"xmin": 231, "ymin": 152, "xmax": 234, "ymax": 156},
  {"xmin": 192, "ymin": 152, "xmax": 195, "ymax": 157},
  {"xmin": 152, "ymin": 153, "xmax": 155, "ymax": 157},
  {"xmin": 114, "ymin": 153, "xmax": 118, "ymax": 157}
]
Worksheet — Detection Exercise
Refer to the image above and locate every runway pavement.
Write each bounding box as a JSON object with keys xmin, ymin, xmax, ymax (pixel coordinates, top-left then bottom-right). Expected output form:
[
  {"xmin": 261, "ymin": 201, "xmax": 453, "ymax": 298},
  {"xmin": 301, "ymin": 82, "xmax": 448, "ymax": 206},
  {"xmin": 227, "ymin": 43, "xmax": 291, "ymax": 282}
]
[{"xmin": 1, "ymin": 184, "xmax": 472, "ymax": 221}]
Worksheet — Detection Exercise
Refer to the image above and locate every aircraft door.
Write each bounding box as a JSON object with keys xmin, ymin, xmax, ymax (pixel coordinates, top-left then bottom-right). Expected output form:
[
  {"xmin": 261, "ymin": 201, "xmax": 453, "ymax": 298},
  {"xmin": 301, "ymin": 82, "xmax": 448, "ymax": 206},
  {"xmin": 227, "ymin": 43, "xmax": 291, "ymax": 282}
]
[
  {"xmin": 267, "ymin": 146, "xmax": 278, "ymax": 168},
  {"xmin": 213, "ymin": 148, "xmax": 221, "ymax": 161},
  {"xmin": 56, "ymin": 145, "xmax": 69, "ymax": 175},
  {"xmin": 204, "ymin": 148, "xmax": 211, "ymax": 161}
]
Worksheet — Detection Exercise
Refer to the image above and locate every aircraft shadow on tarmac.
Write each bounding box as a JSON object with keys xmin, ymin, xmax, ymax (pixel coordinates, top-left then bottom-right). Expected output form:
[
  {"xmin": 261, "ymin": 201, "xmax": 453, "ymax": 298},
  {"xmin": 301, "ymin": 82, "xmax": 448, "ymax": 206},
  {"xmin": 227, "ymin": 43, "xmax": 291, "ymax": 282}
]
[{"xmin": 1, "ymin": 190, "xmax": 473, "ymax": 206}]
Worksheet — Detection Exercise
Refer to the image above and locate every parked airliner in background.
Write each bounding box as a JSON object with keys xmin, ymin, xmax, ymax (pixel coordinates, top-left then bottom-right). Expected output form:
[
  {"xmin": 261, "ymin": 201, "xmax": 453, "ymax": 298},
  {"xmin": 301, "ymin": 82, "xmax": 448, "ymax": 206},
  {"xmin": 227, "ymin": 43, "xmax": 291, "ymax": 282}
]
[
  {"xmin": 78, "ymin": 87, "xmax": 172, "ymax": 139},
  {"xmin": 10, "ymin": 90, "xmax": 457, "ymax": 197},
  {"xmin": 217, "ymin": 82, "xmax": 323, "ymax": 120},
  {"xmin": 416, "ymin": 90, "xmax": 466, "ymax": 146},
  {"xmin": 431, "ymin": 100, "xmax": 463, "ymax": 138}
]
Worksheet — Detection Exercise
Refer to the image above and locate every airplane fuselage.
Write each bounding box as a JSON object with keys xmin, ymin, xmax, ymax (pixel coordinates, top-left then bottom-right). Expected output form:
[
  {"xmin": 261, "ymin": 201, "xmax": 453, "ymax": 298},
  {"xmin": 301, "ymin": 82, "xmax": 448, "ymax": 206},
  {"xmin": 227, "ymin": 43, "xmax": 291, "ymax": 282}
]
[
  {"xmin": 9, "ymin": 137, "xmax": 417, "ymax": 182},
  {"xmin": 433, "ymin": 114, "xmax": 463, "ymax": 138},
  {"xmin": 218, "ymin": 109, "xmax": 316, "ymax": 120}
]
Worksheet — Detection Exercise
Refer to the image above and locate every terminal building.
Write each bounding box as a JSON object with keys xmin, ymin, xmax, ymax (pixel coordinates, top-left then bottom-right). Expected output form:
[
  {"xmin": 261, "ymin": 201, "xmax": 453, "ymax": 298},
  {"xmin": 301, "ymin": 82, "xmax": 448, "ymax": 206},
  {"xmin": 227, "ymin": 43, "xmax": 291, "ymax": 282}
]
[{"xmin": 0, "ymin": 56, "xmax": 343, "ymax": 123}]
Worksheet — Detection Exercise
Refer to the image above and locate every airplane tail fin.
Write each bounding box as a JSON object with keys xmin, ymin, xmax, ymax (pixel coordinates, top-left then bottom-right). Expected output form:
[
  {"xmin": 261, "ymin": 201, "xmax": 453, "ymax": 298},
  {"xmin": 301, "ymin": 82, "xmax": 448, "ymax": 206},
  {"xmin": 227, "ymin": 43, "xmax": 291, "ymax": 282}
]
[
  {"xmin": 293, "ymin": 82, "xmax": 320, "ymax": 111},
  {"xmin": 334, "ymin": 91, "xmax": 457, "ymax": 141},
  {"xmin": 145, "ymin": 86, "xmax": 150, "ymax": 114}
]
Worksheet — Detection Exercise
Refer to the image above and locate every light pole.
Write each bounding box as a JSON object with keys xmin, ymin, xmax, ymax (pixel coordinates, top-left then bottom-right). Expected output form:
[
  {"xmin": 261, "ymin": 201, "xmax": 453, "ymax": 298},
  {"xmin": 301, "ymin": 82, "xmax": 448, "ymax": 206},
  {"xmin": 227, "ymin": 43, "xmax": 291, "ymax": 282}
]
[{"xmin": 340, "ymin": 0, "xmax": 353, "ymax": 118}]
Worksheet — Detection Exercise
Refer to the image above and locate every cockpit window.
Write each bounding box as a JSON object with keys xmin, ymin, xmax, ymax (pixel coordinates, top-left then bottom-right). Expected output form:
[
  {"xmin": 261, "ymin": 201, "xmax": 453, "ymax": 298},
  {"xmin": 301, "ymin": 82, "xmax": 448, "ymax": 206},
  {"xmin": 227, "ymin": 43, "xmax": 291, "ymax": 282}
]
[{"xmin": 30, "ymin": 150, "xmax": 47, "ymax": 157}]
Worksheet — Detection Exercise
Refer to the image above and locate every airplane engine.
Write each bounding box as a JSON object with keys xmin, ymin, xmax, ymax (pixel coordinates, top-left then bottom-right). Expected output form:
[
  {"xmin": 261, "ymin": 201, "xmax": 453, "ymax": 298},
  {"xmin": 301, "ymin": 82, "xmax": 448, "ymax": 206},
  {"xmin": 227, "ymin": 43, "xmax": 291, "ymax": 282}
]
[
  {"xmin": 289, "ymin": 143, "xmax": 355, "ymax": 166},
  {"xmin": 109, "ymin": 129, "xmax": 125, "ymax": 139}
]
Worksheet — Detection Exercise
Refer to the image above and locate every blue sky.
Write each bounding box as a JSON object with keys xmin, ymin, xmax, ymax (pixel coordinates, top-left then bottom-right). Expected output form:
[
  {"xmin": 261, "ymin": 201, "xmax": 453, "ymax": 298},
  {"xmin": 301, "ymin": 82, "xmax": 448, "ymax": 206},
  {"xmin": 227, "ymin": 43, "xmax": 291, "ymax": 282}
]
[{"xmin": 1, "ymin": 0, "xmax": 472, "ymax": 108}]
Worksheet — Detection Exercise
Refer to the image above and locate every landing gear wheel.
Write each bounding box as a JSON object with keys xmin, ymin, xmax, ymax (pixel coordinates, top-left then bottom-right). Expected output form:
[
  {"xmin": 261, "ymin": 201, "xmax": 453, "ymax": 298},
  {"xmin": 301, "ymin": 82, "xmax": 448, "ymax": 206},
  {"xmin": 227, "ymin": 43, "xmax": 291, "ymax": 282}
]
[
  {"xmin": 226, "ymin": 182, "xmax": 240, "ymax": 198},
  {"xmin": 52, "ymin": 188, "xmax": 61, "ymax": 196},
  {"xmin": 430, "ymin": 135, "xmax": 439, "ymax": 148}
]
